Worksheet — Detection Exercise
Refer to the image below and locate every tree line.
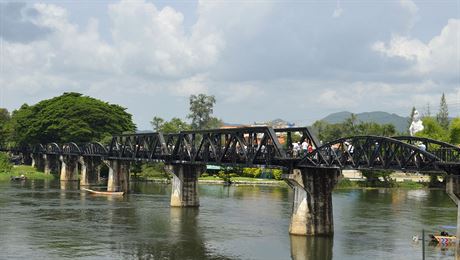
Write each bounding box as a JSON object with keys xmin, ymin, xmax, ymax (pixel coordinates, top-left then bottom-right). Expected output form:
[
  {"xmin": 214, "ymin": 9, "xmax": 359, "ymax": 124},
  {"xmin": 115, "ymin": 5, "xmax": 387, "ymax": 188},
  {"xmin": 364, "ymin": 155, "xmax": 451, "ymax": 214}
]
[
  {"xmin": 0, "ymin": 92, "xmax": 223, "ymax": 147},
  {"xmin": 310, "ymin": 92, "xmax": 460, "ymax": 145},
  {"xmin": 151, "ymin": 94, "xmax": 223, "ymax": 133},
  {"xmin": 0, "ymin": 92, "xmax": 136, "ymax": 146}
]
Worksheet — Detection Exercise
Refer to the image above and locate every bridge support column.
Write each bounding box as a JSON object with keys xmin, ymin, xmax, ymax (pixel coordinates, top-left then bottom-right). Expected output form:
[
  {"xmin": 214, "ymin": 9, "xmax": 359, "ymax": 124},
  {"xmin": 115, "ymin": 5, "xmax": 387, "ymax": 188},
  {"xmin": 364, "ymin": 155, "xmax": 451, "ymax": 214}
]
[
  {"xmin": 44, "ymin": 154, "xmax": 60, "ymax": 175},
  {"xmin": 283, "ymin": 168, "xmax": 340, "ymax": 236},
  {"xmin": 60, "ymin": 155, "xmax": 79, "ymax": 181},
  {"xmin": 446, "ymin": 175, "xmax": 460, "ymax": 259},
  {"xmin": 79, "ymin": 157, "xmax": 101, "ymax": 186},
  {"xmin": 106, "ymin": 160, "xmax": 130, "ymax": 192},
  {"xmin": 167, "ymin": 164, "xmax": 204, "ymax": 207},
  {"xmin": 21, "ymin": 153, "xmax": 32, "ymax": 165},
  {"xmin": 31, "ymin": 153, "xmax": 45, "ymax": 172}
]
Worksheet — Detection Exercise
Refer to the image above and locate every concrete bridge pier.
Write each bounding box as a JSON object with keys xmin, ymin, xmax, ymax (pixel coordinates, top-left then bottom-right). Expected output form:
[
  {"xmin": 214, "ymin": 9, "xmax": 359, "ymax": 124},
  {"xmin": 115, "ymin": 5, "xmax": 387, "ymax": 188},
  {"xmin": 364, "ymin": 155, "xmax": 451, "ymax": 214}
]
[
  {"xmin": 31, "ymin": 153, "xmax": 45, "ymax": 172},
  {"xmin": 166, "ymin": 164, "xmax": 205, "ymax": 207},
  {"xmin": 79, "ymin": 157, "xmax": 101, "ymax": 186},
  {"xmin": 283, "ymin": 168, "xmax": 340, "ymax": 236},
  {"xmin": 290, "ymin": 235, "xmax": 333, "ymax": 260},
  {"xmin": 446, "ymin": 175, "xmax": 460, "ymax": 259},
  {"xmin": 105, "ymin": 160, "xmax": 130, "ymax": 192},
  {"xmin": 60, "ymin": 155, "xmax": 79, "ymax": 181},
  {"xmin": 44, "ymin": 154, "xmax": 60, "ymax": 175},
  {"xmin": 21, "ymin": 152, "xmax": 32, "ymax": 165}
]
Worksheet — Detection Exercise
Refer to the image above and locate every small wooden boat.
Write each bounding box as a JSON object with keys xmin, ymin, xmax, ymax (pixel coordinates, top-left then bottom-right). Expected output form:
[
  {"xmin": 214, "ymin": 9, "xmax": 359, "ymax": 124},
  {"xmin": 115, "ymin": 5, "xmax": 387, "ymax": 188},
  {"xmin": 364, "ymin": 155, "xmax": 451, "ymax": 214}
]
[
  {"xmin": 10, "ymin": 175, "xmax": 26, "ymax": 181},
  {"xmin": 432, "ymin": 235, "xmax": 456, "ymax": 245},
  {"xmin": 81, "ymin": 188, "xmax": 125, "ymax": 196}
]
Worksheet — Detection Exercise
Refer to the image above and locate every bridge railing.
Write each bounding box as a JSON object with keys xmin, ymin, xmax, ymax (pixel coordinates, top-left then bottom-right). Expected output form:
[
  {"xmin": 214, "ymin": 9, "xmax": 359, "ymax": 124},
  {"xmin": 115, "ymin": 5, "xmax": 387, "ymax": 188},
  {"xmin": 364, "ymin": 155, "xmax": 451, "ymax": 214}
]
[
  {"xmin": 433, "ymin": 148, "xmax": 460, "ymax": 163},
  {"xmin": 6, "ymin": 129, "xmax": 460, "ymax": 172}
]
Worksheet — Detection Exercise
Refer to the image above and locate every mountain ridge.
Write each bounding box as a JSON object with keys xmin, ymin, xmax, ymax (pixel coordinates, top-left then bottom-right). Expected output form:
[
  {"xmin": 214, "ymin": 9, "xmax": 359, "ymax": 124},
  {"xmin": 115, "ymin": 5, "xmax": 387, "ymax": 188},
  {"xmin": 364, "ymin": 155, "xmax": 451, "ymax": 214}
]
[{"xmin": 320, "ymin": 111, "xmax": 409, "ymax": 133}]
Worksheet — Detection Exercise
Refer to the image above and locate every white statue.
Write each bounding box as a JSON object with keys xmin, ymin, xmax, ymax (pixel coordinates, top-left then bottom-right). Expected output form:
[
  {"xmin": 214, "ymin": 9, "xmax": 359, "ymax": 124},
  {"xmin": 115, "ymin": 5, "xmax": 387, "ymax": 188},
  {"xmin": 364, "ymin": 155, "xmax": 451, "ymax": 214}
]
[{"xmin": 409, "ymin": 109, "xmax": 424, "ymax": 136}]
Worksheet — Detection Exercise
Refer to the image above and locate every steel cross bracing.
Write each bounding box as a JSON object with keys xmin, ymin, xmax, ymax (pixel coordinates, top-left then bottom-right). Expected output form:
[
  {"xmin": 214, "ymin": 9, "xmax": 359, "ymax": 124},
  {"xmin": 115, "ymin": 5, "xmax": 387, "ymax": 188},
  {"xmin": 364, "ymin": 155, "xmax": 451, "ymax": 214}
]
[
  {"xmin": 109, "ymin": 127, "xmax": 288, "ymax": 166},
  {"xmin": 2, "ymin": 127, "xmax": 460, "ymax": 172},
  {"xmin": 297, "ymin": 136, "xmax": 441, "ymax": 171}
]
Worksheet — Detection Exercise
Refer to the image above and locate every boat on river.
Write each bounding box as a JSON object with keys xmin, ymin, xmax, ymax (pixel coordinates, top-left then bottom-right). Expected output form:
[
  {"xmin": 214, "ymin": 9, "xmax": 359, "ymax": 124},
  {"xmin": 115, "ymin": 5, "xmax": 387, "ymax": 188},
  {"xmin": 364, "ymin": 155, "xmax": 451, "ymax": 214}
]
[
  {"xmin": 430, "ymin": 234, "xmax": 457, "ymax": 245},
  {"xmin": 81, "ymin": 188, "xmax": 125, "ymax": 196},
  {"xmin": 429, "ymin": 226, "xmax": 457, "ymax": 246},
  {"xmin": 10, "ymin": 175, "xmax": 26, "ymax": 181}
]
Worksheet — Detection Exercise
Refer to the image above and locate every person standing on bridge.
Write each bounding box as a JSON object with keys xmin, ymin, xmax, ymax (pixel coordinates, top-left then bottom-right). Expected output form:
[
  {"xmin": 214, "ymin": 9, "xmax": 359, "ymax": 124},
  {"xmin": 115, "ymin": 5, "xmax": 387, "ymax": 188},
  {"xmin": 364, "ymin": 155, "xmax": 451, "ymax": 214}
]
[
  {"xmin": 308, "ymin": 143, "xmax": 313, "ymax": 153},
  {"xmin": 301, "ymin": 140, "xmax": 308, "ymax": 155}
]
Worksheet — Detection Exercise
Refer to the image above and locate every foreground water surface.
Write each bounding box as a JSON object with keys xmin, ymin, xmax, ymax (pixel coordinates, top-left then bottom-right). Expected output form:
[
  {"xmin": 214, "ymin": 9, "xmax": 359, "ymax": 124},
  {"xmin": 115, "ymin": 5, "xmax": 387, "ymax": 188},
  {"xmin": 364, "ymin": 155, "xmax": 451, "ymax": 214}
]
[{"xmin": 0, "ymin": 180, "xmax": 457, "ymax": 260}]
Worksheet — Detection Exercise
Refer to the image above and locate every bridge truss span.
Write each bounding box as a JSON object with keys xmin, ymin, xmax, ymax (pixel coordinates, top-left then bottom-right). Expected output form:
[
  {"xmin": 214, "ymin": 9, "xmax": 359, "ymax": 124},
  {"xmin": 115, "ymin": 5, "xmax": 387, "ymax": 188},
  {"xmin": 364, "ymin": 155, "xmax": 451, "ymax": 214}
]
[
  {"xmin": 108, "ymin": 127, "xmax": 290, "ymax": 166},
  {"xmin": 392, "ymin": 136, "xmax": 460, "ymax": 164},
  {"xmin": 3, "ymin": 128, "xmax": 460, "ymax": 173},
  {"xmin": 297, "ymin": 135, "xmax": 441, "ymax": 172}
]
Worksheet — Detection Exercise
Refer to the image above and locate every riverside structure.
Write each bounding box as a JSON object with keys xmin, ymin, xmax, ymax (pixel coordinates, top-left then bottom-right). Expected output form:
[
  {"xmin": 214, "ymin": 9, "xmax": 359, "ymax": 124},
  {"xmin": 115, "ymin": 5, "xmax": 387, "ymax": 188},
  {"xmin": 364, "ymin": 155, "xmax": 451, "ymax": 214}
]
[{"xmin": 3, "ymin": 127, "xmax": 460, "ymax": 242}]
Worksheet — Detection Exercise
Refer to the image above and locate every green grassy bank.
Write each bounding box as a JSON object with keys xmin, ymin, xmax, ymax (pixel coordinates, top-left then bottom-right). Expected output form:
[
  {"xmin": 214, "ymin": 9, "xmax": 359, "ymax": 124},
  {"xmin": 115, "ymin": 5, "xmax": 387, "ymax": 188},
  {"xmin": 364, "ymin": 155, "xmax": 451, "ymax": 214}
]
[{"xmin": 0, "ymin": 165, "xmax": 56, "ymax": 181}]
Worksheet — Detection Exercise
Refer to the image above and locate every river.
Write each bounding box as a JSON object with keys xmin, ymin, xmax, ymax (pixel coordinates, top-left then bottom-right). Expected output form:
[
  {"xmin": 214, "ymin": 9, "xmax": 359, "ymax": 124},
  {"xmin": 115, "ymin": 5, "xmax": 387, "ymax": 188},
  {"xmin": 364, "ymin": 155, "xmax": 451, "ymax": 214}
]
[{"xmin": 0, "ymin": 180, "xmax": 457, "ymax": 260}]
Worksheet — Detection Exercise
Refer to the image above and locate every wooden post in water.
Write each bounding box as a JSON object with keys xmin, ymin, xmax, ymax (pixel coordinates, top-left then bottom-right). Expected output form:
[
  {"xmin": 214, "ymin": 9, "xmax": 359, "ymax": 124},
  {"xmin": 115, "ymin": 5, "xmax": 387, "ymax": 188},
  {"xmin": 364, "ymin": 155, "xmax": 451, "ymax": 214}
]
[{"xmin": 422, "ymin": 229, "xmax": 425, "ymax": 260}]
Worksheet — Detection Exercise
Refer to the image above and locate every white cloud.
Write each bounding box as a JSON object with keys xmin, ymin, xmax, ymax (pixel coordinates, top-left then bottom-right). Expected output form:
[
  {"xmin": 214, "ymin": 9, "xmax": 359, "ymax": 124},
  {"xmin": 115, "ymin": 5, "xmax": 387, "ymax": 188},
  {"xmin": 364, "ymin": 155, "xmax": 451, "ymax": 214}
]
[
  {"xmin": 332, "ymin": 7, "xmax": 343, "ymax": 18},
  {"xmin": 1, "ymin": 0, "xmax": 227, "ymax": 104},
  {"xmin": 220, "ymin": 83, "xmax": 263, "ymax": 104},
  {"xmin": 1, "ymin": 1, "xmax": 458, "ymax": 129},
  {"xmin": 108, "ymin": 0, "xmax": 224, "ymax": 78},
  {"xmin": 169, "ymin": 74, "xmax": 209, "ymax": 97},
  {"xmin": 372, "ymin": 19, "xmax": 460, "ymax": 79},
  {"xmin": 400, "ymin": 0, "xmax": 418, "ymax": 16},
  {"xmin": 399, "ymin": 0, "xmax": 419, "ymax": 30}
]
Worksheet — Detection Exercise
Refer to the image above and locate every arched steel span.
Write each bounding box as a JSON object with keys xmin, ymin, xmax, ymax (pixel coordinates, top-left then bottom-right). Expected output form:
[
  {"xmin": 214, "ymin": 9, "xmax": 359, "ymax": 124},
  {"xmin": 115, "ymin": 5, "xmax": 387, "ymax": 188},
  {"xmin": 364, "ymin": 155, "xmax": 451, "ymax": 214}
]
[
  {"xmin": 4, "ymin": 127, "xmax": 460, "ymax": 173},
  {"xmin": 61, "ymin": 142, "xmax": 81, "ymax": 155},
  {"xmin": 297, "ymin": 135, "xmax": 442, "ymax": 172},
  {"xmin": 81, "ymin": 142, "xmax": 108, "ymax": 157},
  {"xmin": 392, "ymin": 136, "xmax": 460, "ymax": 163},
  {"xmin": 46, "ymin": 143, "xmax": 61, "ymax": 154},
  {"xmin": 32, "ymin": 144, "xmax": 46, "ymax": 154},
  {"xmin": 108, "ymin": 127, "xmax": 287, "ymax": 165}
]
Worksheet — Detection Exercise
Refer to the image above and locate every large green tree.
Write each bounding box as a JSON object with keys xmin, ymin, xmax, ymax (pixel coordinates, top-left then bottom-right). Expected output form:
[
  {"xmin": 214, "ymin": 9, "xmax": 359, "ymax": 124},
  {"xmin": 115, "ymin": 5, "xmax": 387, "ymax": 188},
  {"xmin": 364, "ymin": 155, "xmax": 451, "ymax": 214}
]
[
  {"xmin": 415, "ymin": 117, "xmax": 449, "ymax": 142},
  {"xmin": 150, "ymin": 116, "xmax": 165, "ymax": 132},
  {"xmin": 160, "ymin": 118, "xmax": 191, "ymax": 133},
  {"xmin": 187, "ymin": 94, "xmax": 222, "ymax": 130},
  {"xmin": 436, "ymin": 93, "xmax": 449, "ymax": 129},
  {"xmin": 6, "ymin": 92, "xmax": 136, "ymax": 145},
  {"xmin": 0, "ymin": 108, "xmax": 11, "ymax": 145},
  {"xmin": 150, "ymin": 116, "xmax": 191, "ymax": 133},
  {"xmin": 449, "ymin": 118, "xmax": 460, "ymax": 144}
]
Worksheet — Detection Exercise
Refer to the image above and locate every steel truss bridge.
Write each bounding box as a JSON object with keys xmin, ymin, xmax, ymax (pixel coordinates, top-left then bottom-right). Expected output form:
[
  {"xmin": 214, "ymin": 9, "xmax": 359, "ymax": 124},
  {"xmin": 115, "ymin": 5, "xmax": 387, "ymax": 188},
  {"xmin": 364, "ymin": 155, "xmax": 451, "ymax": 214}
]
[{"xmin": 3, "ymin": 127, "xmax": 460, "ymax": 173}]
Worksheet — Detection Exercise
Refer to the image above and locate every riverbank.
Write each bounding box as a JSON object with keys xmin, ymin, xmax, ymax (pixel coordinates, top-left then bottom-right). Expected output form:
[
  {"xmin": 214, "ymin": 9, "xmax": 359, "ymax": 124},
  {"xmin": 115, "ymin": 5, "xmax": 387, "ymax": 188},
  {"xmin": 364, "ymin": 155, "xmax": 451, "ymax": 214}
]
[
  {"xmin": 134, "ymin": 176, "xmax": 432, "ymax": 189},
  {"xmin": 1, "ymin": 166, "xmax": 434, "ymax": 189},
  {"xmin": 135, "ymin": 176, "xmax": 287, "ymax": 186},
  {"xmin": 0, "ymin": 165, "xmax": 55, "ymax": 181}
]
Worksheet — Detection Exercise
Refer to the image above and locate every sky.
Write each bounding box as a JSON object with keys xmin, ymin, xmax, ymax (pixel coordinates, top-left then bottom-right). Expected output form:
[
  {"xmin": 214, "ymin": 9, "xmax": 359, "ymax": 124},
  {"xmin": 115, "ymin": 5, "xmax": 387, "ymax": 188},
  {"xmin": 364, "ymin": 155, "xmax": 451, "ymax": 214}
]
[{"xmin": 0, "ymin": 0, "xmax": 459, "ymax": 130}]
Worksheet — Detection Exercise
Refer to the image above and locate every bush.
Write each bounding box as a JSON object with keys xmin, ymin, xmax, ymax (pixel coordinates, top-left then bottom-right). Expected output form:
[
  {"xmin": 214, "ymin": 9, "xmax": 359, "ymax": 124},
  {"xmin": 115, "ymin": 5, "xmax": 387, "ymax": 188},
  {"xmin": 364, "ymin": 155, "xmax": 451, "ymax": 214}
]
[
  {"xmin": 272, "ymin": 169, "xmax": 283, "ymax": 180},
  {"xmin": 242, "ymin": 168, "xmax": 262, "ymax": 178},
  {"xmin": 361, "ymin": 169, "xmax": 395, "ymax": 187},
  {"xmin": 137, "ymin": 162, "xmax": 170, "ymax": 179},
  {"xmin": 217, "ymin": 171, "xmax": 231, "ymax": 182},
  {"xmin": 201, "ymin": 173, "xmax": 209, "ymax": 177},
  {"xmin": 0, "ymin": 152, "xmax": 12, "ymax": 173}
]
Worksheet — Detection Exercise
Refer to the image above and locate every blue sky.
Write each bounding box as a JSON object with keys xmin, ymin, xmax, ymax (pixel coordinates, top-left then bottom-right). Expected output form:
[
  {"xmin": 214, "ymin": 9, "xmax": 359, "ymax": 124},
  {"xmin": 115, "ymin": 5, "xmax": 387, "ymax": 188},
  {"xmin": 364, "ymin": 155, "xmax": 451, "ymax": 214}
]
[{"xmin": 0, "ymin": 0, "xmax": 459, "ymax": 130}]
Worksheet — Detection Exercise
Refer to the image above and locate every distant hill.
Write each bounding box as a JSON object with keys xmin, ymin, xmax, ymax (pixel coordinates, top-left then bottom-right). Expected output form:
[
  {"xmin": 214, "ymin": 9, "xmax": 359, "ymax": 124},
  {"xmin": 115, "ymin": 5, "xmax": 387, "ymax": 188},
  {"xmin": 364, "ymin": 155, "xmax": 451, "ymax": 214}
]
[{"xmin": 321, "ymin": 111, "xmax": 409, "ymax": 133}]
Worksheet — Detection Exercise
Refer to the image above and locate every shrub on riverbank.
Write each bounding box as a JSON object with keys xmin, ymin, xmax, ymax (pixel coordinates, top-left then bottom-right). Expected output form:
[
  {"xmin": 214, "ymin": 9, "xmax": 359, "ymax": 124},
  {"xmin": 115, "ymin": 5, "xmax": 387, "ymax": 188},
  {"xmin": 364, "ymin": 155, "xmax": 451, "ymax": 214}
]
[
  {"xmin": 132, "ymin": 162, "xmax": 170, "ymax": 180},
  {"xmin": 0, "ymin": 165, "xmax": 55, "ymax": 181},
  {"xmin": 336, "ymin": 177, "xmax": 429, "ymax": 189},
  {"xmin": 0, "ymin": 153, "xmax": 12, "ymax": 173}
]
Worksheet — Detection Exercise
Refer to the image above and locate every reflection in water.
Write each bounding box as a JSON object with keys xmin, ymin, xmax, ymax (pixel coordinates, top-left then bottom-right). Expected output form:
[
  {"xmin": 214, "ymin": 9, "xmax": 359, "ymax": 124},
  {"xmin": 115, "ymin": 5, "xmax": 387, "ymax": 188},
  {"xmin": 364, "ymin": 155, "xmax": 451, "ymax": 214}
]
[
  {"xmin": 290, "ymin": 235, "xmax": 333, "ymax": 260},
  {"xmin": 59, "ymin": 181, "xmax": 79, "ymax": 191},
  {"xmin": 0, "ymin": 180, "xmax": 457, "ymax": 259}
]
